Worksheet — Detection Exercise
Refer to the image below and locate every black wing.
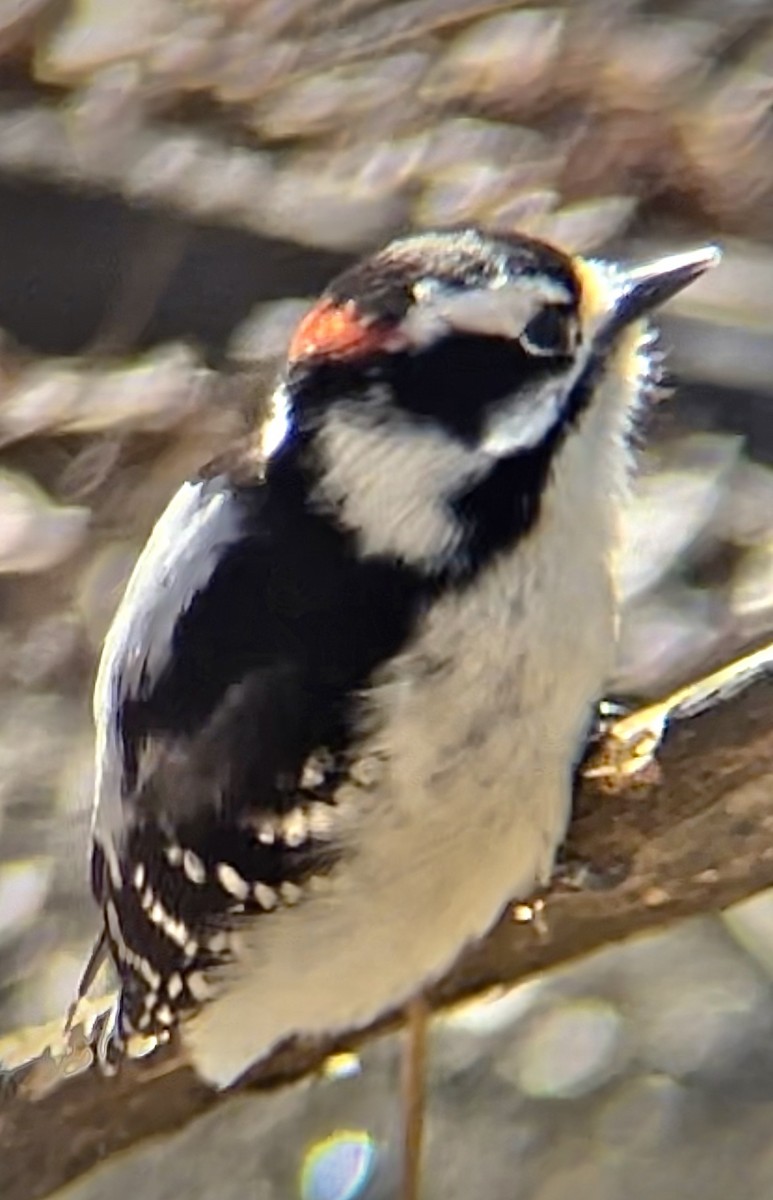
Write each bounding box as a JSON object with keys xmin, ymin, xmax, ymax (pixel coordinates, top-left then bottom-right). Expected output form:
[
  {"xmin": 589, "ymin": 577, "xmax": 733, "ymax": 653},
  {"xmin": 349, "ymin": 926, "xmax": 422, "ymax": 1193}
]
[{"xmin": 90, "ymin": 464, "xmax": 426, "ymax": 1039}]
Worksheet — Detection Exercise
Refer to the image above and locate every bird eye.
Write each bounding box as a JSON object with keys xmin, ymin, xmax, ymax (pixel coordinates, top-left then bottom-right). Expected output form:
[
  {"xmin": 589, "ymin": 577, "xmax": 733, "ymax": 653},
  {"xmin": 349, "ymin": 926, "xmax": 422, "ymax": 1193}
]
[{"xmin": 520, "ymin": 306, "xmax": 577, "ymax": 357}]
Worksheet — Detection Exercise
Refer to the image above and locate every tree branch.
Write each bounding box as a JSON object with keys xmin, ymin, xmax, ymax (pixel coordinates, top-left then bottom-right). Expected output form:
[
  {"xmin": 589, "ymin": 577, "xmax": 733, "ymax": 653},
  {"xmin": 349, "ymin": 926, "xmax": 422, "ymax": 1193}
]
[{"xmin": 3, "ymin": 646, "xmax": 773, "ymax": 1200}]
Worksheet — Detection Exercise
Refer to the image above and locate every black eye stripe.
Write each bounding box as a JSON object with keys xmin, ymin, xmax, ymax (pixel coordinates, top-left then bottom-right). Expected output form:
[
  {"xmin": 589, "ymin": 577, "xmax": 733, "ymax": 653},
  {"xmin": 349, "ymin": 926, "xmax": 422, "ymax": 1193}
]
[
  {"xmin": 291, "ymin": 332, "xmax": 564, "ymax": 446},
  {"xmin": 387, "ymin": 334, "xmax": 560, "ymax": 443}
]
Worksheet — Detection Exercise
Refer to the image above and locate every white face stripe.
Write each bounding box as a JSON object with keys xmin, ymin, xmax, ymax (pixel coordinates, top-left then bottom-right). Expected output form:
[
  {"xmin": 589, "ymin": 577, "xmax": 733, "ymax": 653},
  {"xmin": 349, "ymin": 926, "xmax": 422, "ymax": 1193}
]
[
  {"xmin": 481, "ymin": 378, "xmax": 565, "ymax": 458},
  {"xmin": 311, "ymin": 260, "xmax": 640, "ymax": 544},
  {"xmin": 405, "ymin": 276, "xmax": 573, "ymax": 349}
]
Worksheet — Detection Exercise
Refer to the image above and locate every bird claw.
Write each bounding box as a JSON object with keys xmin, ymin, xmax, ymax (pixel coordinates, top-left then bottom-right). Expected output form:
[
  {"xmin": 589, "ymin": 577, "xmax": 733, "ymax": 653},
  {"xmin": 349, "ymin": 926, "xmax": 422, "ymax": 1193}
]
[
  {"xmin": 91, "ymin": 1001, "xmax": 125, "ymax": 1076},
  {"xmin": 584, "ymin": 641, "xmax": 773, "ymax": 795},
  {"xmin": 582, "ymin": 702, "xmax": 667, "ymax": 794}
]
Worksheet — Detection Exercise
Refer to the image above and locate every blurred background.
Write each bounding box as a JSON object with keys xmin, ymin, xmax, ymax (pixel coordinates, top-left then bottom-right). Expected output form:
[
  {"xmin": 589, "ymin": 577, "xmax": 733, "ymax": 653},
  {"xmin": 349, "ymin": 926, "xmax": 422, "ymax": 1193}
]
[{"xmin": 2, "ymin": 0, "xmax": 773, "ymax": 1197}]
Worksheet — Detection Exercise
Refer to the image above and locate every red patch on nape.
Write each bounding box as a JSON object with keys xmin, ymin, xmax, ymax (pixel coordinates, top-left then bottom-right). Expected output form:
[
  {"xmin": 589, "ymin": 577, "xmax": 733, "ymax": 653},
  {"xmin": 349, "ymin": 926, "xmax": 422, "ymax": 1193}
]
[{"xmin": 288, "ymin": 299, "xmax": 399, "ymax": 364}]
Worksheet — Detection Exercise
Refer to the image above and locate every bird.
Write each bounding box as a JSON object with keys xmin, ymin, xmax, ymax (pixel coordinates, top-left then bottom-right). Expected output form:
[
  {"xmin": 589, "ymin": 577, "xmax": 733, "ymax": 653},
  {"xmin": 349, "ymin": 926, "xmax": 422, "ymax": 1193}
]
[{"xmin": 72, "ymin": 226, "xmax": 719, "ymax": 1196}]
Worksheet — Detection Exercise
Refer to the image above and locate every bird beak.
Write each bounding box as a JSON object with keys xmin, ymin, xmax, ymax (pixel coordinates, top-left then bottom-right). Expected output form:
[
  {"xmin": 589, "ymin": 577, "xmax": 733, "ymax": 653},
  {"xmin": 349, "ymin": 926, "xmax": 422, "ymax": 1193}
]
[{"xmin": 600, "ymin": 245, "xmax": 721, "ymax": 343}]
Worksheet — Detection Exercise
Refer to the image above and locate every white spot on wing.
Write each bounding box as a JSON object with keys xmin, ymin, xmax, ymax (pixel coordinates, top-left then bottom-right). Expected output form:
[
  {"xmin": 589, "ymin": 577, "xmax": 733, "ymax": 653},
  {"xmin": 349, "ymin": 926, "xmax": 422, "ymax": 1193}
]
[
  {"xmin": 216, "ymin": 862, "xmax": 250, "ymax": 900},
  {"xmin": 300, "ymin": 750, "xmax": 332, "ymax": 790},
  {"xmin": 145, "ymin": 892, "xmax": 191, "ymax": 948},
  {"xmin": 167, "ymin": 973, "xmax": 183, "ymax": 999},
  {"xmin": 257, "ymin": 822, "xmax": 275, "ymax": 845},
  {"xmin": 183, "ymin": 849, "xmax": 207, "ymax": 885},
  {"xmin": 254, "ymin": 882, "xmax": 278, "ymax": 910},
  {"xmin": 164, "ymin": 914, "xmax": 190, "ymax": 948},
  {"xmin": 280, "ymin": 881, "xmax": 303, "ymax": 906},
  {"xmin": 187, "ymin": 971, "xmax": 212, "ymax": 1002},
  {"xmin": 280, "ymin": 808, "xmax": 308, "ymax": 848},
  {"xmin": 138, "ymin": 958, "xmax": 161, "ymax": 991}
]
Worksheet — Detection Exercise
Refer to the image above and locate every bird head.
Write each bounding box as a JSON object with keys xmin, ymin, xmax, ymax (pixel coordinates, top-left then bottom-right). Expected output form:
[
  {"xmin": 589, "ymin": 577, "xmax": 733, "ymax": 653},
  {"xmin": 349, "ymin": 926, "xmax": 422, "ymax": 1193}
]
[{"xmin": 265, "ymin": 228, "xmax": 719, "ymax": 570}]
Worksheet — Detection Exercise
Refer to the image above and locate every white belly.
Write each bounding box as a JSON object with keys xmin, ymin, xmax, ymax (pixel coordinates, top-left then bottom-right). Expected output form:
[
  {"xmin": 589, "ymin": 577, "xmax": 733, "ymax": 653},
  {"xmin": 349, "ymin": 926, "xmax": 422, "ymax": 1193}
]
[
  {"xmin": 182, "ymin": 428, "xmax": 619, "ymax": 1088},
  {"xmin": 175, "ymin": 265, "xmax": 650, "ymax": 1087}
]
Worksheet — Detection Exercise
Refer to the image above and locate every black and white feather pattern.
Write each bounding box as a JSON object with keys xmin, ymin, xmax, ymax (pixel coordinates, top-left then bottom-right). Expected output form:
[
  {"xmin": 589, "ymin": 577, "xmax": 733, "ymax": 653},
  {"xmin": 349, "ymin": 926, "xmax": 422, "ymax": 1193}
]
[
  {"xmin": 91, "ymin": 453, "xmax": 437, "ymax": 1041},
  {"xmin": 83, "ymin": 228, "xmax": 676, "ymax": 1085}
]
